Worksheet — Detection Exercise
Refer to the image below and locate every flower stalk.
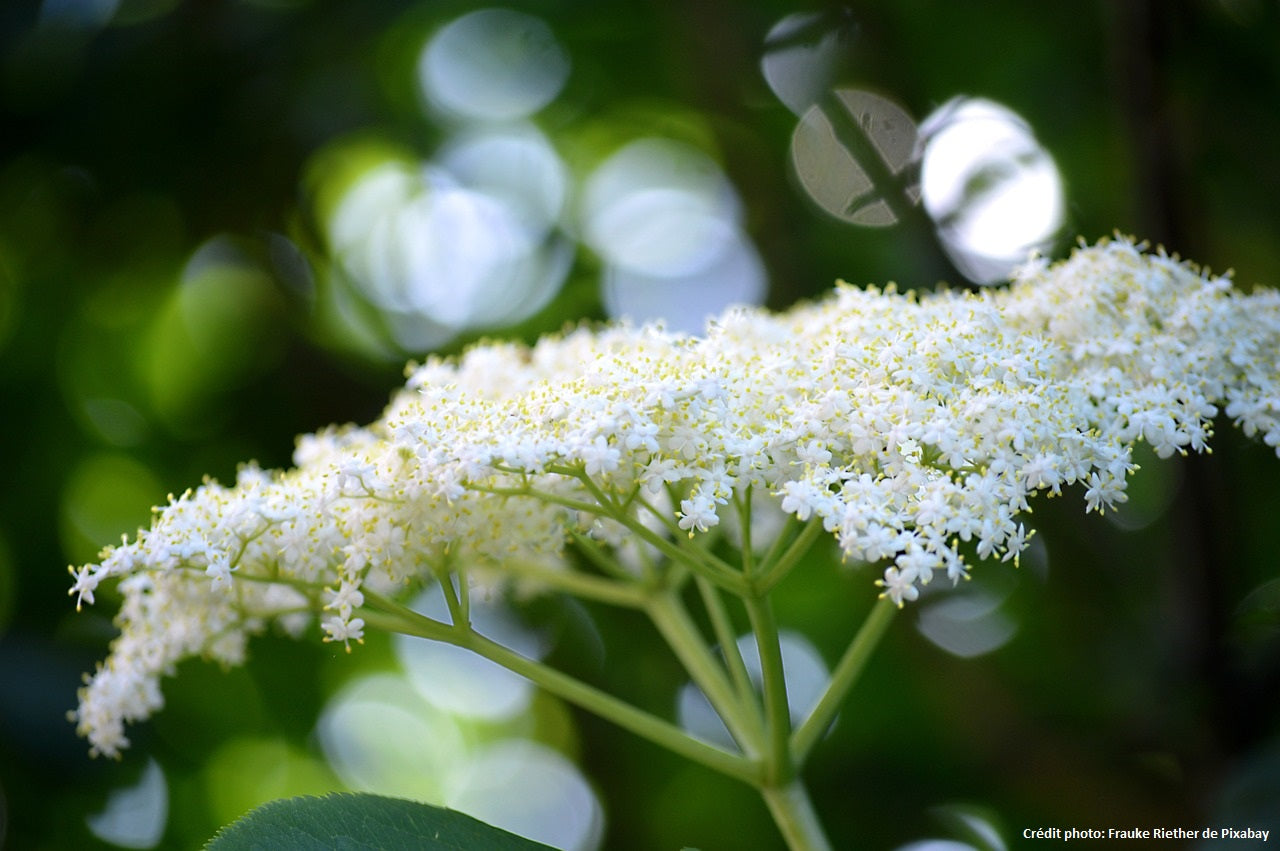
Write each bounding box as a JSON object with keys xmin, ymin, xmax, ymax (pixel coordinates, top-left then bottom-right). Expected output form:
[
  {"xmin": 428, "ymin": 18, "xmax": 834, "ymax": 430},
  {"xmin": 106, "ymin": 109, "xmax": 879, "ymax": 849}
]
[
  {"xmin": 792, "ymin": 597, "xmax": 896, "ymax": 765},
  {"xmin": 762, "ymin": 780, "xmax": 835, "ymax": 851},
  {"xmin": 360, "ymin": 589, "xmax": 764, "ymax": 786}
]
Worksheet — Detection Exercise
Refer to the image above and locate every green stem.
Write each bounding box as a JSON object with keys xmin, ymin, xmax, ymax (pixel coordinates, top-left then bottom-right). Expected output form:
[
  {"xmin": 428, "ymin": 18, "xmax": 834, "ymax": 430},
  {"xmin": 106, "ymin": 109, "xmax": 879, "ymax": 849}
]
[
  {"xmin": 481, "ymin": 480, "xmax": 750, "ymax": 595},
  {"xmin": 757, "ymin": 513, "xmax": 800, "ymax": 577},
  {"xmin": 503, "ymin": 559, "xmax": 648, "ymax": 608},
  {"xmin": 695, "ymin": 576, "xmax": 757, "ymax": 712},
  {"xmin": 746, "ymin": 594, "xmax": 792, "ymax": 784},
  {"xmin": 646, "ymin": 591, "xmax": 766, "ymax": 758},
  {"xmin": 627, "ymin": 492, "xmax": 749, "ymax": 594},
  {"xmin": 567, "ymin": 527, "xmax": 651, "ymax": 584},
  {"xmin": 470, "ymin": 483, "xmax": 601, "ymax": 517},
  {"xmin": 735, "ymin": 487, "xmax": 756, "ymax": 575},
  {"xmin": 438, "ymin": 572, "xmax": 466, "ymax": 627},
  {"xmin": 358, "ymin": 593, "xmax": 454, "ymax": 642},
  {"xmin": 359, "ymin": 592, "xmax": 761, "ymax": 786},
  {"xmin": 347, "ymin": 469, "xmax": 897, "ymax": 851},
  {"xmin": 628, "ymin": 515, "xmax": 746, "ymax": 594},
  {"xmin": 761, "ymin": 780, "xmax": 833, "ymax": 851},
  {"xmin": 791, "ymin": 597, "xmax": 896, "ymax": 765},
  {"xmin": 756, "ymin": 519, "xmax": 826, "ymax": 594}
]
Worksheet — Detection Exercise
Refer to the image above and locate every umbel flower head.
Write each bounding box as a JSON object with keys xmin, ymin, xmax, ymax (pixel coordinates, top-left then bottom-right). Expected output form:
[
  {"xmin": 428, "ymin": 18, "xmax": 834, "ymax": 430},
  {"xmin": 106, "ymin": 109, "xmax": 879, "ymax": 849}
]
[{"xmin": 69, "ymin": 238, "xmax": 1280, "ymax": 758}]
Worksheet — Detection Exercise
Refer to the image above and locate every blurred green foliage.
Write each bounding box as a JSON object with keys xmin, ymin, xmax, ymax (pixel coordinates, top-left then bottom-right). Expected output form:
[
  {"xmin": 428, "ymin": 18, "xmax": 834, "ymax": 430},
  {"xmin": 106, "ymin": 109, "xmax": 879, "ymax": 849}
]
[{"xmin": 2, "ymin": 1, "xmax": 1280, "ymax": 848}]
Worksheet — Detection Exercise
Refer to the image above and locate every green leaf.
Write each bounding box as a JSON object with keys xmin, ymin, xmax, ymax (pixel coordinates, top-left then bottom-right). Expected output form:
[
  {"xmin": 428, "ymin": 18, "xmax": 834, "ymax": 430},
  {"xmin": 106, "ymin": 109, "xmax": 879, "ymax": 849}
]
[
  {"xmin": 205, "ymin": 792, "xmax": 557, "ymax": 851},
  {"xmin": 1234, "ymin": 578, "xmax": 1280, "ymax": 647}
]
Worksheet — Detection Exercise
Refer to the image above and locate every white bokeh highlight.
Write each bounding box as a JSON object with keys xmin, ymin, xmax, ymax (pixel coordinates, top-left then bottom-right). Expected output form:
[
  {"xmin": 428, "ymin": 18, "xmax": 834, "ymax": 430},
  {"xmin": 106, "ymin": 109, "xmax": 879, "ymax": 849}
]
[
  {"xmin": 85, "ymin": 758, "xmax": 168, "ymax": 850},
  {"xmin": 419, "ymin": 8, "xmax": 570, "ymax": 122},
  {"xmin": 580, "ymin": 138, "xmax": 766, "ymax": 333},
  {"xmin": 919, "ymin": 97, "xmax": 1064, "ymax": 284},
  {"xmin": 317, "ymin": 670, "xmax": 602, "ymax": 850},
  {"xmin": 762, "ymin": 11, "xmax": 847, "ymax": 116},
  {"xmin": 445, "ymin": 740, "xmax": 604, "ymax": 851},
  {"xmin": 327, "ymin": 154, "xmax": 570, "ymax": 350}
]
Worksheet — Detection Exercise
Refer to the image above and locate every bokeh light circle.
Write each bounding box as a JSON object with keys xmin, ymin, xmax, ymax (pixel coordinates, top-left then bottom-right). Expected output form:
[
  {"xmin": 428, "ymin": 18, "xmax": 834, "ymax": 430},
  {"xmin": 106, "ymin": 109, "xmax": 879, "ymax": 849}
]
[
  {"xmin": 761, "ymin": 11, "xmax": 846, "ymax": 116},
  {"xmin": 791, "ymin": 89, "xmax": 919, "ymax": 227},
  {"xmin": 327, "ymin": 159, "xmax": 570, "ymax": 349},
  {"xmin": 581, "ymin": 138, "xmax": 765, "ymax": 331},
  {"xmin": 316, "ymin": 673, "xmax": 467, "ymax": 802},
  {"xmin": 419, "ymin": 8, "xmax": 570, "ymax": 122},
  {"xmin": 394, "ymin": 585, "xmax": 547, "ymax": 721},
  {"xmin": 446, "ymin": 740, "xmax": 603, "ymax": 851},
  {"xmin": 437, "ymin": 125, "xmax": 568, "ymax": 233},
  {"xmin": 919, "ymin": 97, "xmax": 1064, "ymax": 284}
]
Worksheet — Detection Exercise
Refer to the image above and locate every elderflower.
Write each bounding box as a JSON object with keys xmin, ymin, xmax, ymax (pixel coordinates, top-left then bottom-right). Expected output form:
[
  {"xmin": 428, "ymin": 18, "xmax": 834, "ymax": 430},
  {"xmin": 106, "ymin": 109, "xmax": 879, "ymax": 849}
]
[{"xmin": 69, "ymin": 238, "xmax": 1280, "ymax": 757}]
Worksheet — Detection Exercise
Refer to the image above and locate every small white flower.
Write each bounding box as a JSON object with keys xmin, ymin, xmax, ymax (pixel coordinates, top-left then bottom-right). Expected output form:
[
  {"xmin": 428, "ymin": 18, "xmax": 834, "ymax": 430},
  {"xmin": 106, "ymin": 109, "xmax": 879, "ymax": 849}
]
[
  {"xmin": 877, "ymin": 566, "xmax": 920, "ymax": 608},
  {"xmin": 204, "ymin": 555, "xmax": 233, "ymax": 588},
  {"xmin": 324, "ymin": 581, "xmax": 365, "ymax": 619},
  {"xmin": 321, "ymin": 614, "xmax": 365, "ymax": 652},
  {"xmin": 68, "ymin": 565, "xmax": 100, "ymax": 611},
  {"xmin": 580, "ymin": 435, "xmax": 621, "ymax": 477},
  {"xmin": 796, "ymin": 440, "xmax": 833, "ymax": 467},
  {"xmin": 678, "ymin": 494, "xmax": 720, "ymax": 535},
  {"xmin": 336, "ymin": 461, "xmax": 376, "ymax": 494}
]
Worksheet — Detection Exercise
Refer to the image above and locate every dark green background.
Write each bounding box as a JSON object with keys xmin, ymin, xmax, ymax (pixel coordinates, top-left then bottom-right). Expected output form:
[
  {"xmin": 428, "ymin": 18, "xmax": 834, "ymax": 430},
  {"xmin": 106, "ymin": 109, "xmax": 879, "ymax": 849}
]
[{"xmin": 2, "ymin": 1, "xmax": 1279, "ymax": 848}]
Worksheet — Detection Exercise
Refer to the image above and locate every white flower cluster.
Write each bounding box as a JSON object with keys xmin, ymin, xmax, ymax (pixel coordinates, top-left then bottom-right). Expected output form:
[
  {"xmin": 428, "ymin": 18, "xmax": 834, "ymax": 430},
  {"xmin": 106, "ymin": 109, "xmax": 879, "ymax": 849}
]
[{"xmin": 69, "ymin": 239, "xmax": 1280, "ymax": 757}]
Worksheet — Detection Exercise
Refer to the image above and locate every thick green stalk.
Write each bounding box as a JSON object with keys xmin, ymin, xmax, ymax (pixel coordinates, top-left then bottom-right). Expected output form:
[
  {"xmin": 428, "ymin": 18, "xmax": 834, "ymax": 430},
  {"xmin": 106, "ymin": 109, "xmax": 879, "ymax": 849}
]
[
  {"xmin": 745, "ymin": 594, "xmax": 793, "ymax": 784},
  {"xmin": 761, "ymin": 780, "xmax": 833, "ymax": 851}
]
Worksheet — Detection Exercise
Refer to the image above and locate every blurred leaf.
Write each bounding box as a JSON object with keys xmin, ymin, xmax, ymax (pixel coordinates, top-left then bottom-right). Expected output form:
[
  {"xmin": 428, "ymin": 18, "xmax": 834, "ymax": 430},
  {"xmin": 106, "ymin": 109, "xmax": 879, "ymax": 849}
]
[
  {"xmin": 205, "ymin": 793, "xmax": 555, "ymax": 850},
  {"xmin": 202, "ymin": 737, "xmax": 339, "ymax": 828},
  {"xmin": 929, "ymin": 802, "xmax": 1007, "ymax": 851},
  {"xmin": 1236, "ymin": 578, "xmax": 1280, "ymax": 622},
  {"xmin": 143, "ymin": 259, "xmax": 285, "ymax": 433},
  {"xmin": 58, "ymin": 453, "xmax": 164, "ymax": 565},
  {"xmin": 1234, "ymin": 577, "xmax": 1280, "ymax": 641},
  {"xmin": 1200, "ymin": 737, "xmax": 1280, "ymax": 847}
]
